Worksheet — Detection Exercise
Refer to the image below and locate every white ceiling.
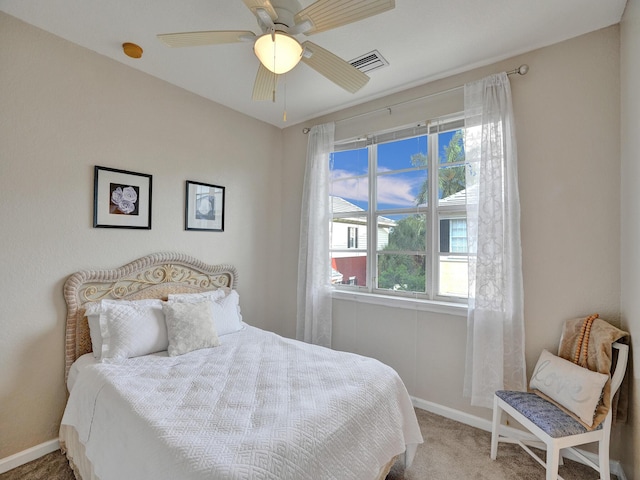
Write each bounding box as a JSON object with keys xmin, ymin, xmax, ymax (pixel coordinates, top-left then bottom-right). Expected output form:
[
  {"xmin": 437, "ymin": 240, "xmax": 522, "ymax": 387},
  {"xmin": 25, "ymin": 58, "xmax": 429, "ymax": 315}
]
[{"xmin": 0, "ymin": 0, "xmax": 627, "ymax": 128}]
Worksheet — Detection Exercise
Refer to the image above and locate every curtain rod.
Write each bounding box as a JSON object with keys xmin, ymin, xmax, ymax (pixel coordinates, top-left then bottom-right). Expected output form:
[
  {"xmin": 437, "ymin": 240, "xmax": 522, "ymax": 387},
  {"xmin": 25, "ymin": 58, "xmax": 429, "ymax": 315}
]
[{"xmin": 302, "ymin": 64, "xmax": 529, "ymax": 134}]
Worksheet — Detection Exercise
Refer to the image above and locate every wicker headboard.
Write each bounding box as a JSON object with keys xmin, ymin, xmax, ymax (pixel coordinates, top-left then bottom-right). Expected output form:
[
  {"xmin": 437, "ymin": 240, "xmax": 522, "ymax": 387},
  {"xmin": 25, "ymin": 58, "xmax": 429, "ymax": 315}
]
[{"xmin": 63, "ymin": 252, "xmax": 238, "ymax": 380}]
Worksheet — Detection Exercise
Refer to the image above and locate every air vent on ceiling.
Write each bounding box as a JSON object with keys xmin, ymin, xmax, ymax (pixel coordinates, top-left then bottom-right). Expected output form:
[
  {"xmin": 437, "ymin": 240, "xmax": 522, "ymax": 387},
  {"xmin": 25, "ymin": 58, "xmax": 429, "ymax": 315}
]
[{"xmin": 349, "ymin": 50, "xmax": 389, "ymax": 73}]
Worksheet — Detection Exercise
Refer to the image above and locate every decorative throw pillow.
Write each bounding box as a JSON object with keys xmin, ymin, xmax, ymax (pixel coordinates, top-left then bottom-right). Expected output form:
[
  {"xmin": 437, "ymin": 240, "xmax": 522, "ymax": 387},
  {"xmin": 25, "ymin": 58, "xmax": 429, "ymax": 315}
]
[
  {"xmin": 163, "ymin": 301, "xmax": 220, "ymax": 356},
  {"xmin": 99, "ymin": 299, "xmax": 168, "ymax": 362},
  {"xmin": 168, "ymin": 289, "xmax": 243, "ymax": 336},
  {"xmin": 529, "ymin": 349, "xmax": 609, "ymax": 426}
]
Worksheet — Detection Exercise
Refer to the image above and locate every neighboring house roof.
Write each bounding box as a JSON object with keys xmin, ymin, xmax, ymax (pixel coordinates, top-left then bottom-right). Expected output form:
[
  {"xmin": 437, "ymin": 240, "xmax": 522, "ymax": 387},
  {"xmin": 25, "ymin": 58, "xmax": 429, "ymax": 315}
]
[
  {"xmin": 330, "ymin": 196, "xmax": 396, "ymax": 227},
  {"xmin": 331, "ymin": 195, "xmax": 365, "ymax": 214},
  {"xmin": 438, "ymin": 188, "xmax": 467, "ymax": 208}
]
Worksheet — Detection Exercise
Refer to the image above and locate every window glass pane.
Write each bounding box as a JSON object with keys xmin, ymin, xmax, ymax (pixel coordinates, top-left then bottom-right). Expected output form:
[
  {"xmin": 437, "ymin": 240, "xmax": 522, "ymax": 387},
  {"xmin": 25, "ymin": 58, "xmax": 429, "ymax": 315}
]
[
  {"xmin": 331, "ymin": 216, "xmax": 367, "ymax": 250},
  {"xmin": 380, "ymin": 214, "xmax": 427, "ymax": 252},
  {"xmin": 437, "ymin": 129, "xmax": 466, "ymax": 205},
  {"xmin": 377, "ymin": 136, "xmax": 428, "ymax": 171},
  {"xmin": 330, "ymin": 149, "xmax": 368, "ymax": 177},
  {"xmin": 439, "ymin": 216, "xmax": 467, "ymax": 253},
  {"xmin": 438, "ymin": 164, "xmax": 466, "ymax": 204},
  {"xmin": 330, "ymin": 148, "xmax": 369, "ymax": 211},
  {"xmin": 439, "ymin": 212, "xmax": 468, "ymax": 298},
  {"xmin": 330, "ymin": 178, "xmax": 369, "ymax": 211},
  {"xmin": 331, "ymin": 252, "xmax": 367, "ymax": 286},
  {"xmin": 377, "ymin": 213, "xmax": 427, "ymax": 292},
  {"xmin": 449, "ymin": 219, "xmax": 467, "ymax": 252},
  {"xmin": 377, "ymin": 214, "xmax": 395, "ymax": 250},
  {"xmin": 377, "ymin": 253, "xmax": 426, "ymax": 293},
  {"xmin": 376, "ymin": 170, "xmax": 428, "ymax": 210},
  {"xmin": 331, "ymin": 216, "xmax": 367, "ymax": 287},
  {"xmin": 439, "ymin": 253, "xmax": 468, "ymax": 297},
  {"xmin": 376, "ymin": 136, "xmax": 428, "ymax": 210}
]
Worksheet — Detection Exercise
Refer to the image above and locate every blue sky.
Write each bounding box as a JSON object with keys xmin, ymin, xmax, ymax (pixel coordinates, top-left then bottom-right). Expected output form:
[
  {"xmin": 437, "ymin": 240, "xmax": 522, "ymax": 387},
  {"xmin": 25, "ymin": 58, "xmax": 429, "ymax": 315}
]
[{"xmin": 331, "ymin": 131, "xmax": 459, "ymax": 211}]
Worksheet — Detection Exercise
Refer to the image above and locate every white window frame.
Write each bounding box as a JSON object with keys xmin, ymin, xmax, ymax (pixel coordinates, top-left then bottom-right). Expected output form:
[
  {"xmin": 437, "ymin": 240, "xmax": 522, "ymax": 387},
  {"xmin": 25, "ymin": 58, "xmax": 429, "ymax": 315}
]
[{"xmin": 330, "ymin": 114, "xmax": 467, "ymax": 305}]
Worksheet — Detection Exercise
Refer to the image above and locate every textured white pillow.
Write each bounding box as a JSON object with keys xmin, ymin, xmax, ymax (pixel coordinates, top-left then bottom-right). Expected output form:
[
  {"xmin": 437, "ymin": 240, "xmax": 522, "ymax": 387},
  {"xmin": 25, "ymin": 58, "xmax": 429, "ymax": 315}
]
[
  {"xmin": 168, "ymin": 289, "xmax": 243, "ymax": 336},
  {"xmin": 163, "ymin": 301, "xmax": 220, "ymax": 356},
  {"xmin": 530, "ymin": 349, "xmax": 609, "ymax": 426},
  {"xmin": 97, "ymin": 299, "xmax": 168, "ymax": 362}
]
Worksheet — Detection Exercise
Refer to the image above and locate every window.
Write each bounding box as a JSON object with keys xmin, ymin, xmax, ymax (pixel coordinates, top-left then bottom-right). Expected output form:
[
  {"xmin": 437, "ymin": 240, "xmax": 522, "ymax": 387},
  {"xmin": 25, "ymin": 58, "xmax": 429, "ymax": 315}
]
[
  {"xmin": 347, "ymin": 227, "xmax": 359, "ymax": 248},
  {"xmin": 329, "ymin": 116, "xmax": 468, "ymax": 301}
]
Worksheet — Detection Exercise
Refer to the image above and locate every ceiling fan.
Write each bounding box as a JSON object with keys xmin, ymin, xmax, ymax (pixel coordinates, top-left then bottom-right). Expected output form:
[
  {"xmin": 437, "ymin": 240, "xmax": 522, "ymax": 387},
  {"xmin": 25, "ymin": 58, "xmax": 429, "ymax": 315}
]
[{"xmin": 157, "ymin": 0, "xmax": 395, "ymax": 101}]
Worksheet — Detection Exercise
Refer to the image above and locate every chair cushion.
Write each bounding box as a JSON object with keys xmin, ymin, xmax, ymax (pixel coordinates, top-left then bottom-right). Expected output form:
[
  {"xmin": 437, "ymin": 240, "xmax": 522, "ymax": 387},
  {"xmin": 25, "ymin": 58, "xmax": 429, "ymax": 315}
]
[{"xmin": 495, "ymin": 390, "xmax": 603, "ymax": 438}]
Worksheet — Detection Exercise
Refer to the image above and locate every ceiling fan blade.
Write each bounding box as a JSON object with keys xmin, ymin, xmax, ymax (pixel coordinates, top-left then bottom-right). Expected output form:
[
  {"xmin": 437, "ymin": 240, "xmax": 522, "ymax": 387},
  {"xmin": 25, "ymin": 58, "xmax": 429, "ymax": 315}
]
[
  {"xmin": 242, "ymin": 0, "xmax": 277, "ymax": 21},
  {"xmin": 252, "ymin": 63, "xmax": 279, "ymax": 101},
  {"xmin": 157, "ymin": 31, "xmax": 255, "ymax": 48},
  {"xmin": 300, "ymin": 41, "xmax": 369, "ymax": 93},
  {"xmin": 295, "ymin": 0, "xmax": 395, "ymax": 35}
]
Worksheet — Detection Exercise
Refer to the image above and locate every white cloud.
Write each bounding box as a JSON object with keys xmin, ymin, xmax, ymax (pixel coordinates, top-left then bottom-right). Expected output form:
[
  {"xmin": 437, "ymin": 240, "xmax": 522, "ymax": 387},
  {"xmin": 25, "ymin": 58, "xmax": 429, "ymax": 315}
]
[
  {"xmin": 331, "ymin": 169, "xmax": 424, "ymax": 207},
  {"xmin": 330, "ymin": 172, "xmax": 368, "ymax": 202},
  {"xmin": 377, "ymin": 175, "xmax": 419, "ymax": 206}
]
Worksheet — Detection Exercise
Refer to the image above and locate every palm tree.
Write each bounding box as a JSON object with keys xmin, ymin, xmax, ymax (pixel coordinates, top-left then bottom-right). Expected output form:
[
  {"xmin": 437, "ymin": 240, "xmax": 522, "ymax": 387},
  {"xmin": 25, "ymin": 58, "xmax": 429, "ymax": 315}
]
[{"xmin": 411, "ymin": 130, "xmax": 465, "ymax": 204}]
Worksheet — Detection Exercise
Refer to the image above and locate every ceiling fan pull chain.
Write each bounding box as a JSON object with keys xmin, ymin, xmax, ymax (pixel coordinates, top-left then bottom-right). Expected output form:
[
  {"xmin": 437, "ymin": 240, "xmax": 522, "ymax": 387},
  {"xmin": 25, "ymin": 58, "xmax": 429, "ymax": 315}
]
[
  {"xmin": 283, "ymin": 74, "xmax": 287, "ymax": 122},
  {"xmin": 272, "ymin": 64, "xmax": 277, "ymax": 103},
  {"xmin": 272, "ymin": 34, "xmax": 277, "ymax": 102}
]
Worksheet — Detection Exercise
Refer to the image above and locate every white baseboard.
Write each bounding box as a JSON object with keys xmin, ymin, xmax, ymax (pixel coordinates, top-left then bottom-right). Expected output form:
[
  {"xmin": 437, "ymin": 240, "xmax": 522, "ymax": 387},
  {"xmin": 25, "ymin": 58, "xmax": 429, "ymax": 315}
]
[
  {"xmin": 0, "ymin": 439, "xmax": 60, "ymax": 475},
  {"xmin": 411, "ymin": 396, "xmax": 494, "ymax": 432},
  {"xmin": 410, "ymin": 396, "xmax": 628, "ymax": 480}
]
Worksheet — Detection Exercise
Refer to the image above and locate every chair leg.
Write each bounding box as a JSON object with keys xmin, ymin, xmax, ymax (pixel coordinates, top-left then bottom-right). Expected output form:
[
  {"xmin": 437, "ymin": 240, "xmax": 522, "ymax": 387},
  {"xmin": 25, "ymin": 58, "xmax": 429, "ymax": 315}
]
[
  {"xmin": 546, "ymin": 445, "xmax": 560, "ymax": 480},
  {"xmin": 490, "ymin": 396, "xmax": 502, "ymax": 460},
  {"xmin": 599, "ymin": 437, "xmax": 611, "ymax": 480}
]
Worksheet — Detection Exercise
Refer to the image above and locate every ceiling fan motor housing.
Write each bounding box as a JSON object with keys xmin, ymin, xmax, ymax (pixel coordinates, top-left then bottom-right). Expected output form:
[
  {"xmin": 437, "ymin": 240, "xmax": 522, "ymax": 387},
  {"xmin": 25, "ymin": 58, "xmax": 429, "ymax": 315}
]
[{"xmin": 258, "ymin": 0, "xmax": 302, "ymax": 33}]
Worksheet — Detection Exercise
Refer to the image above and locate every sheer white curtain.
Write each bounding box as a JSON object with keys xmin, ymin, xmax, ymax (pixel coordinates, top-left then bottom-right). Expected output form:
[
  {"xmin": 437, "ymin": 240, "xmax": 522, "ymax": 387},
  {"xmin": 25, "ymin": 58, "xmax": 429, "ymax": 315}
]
[
  {"xmin": 463, "ymin": 73, "xmax": 526, "ymax": 408},
  {"xmin": 297, "ymin": 122, "xmax": 335, "ymax": 348}
]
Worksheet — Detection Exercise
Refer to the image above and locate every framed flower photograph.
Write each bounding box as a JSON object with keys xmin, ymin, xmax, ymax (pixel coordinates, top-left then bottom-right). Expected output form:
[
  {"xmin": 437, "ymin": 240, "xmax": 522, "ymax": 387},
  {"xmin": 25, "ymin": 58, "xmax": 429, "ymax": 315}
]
[
  {"xmin": 185, "ymin": 180, "xmax": 225, "ymax": 231},
  {"xmin": 93, "ymin": 166, "xmax": 152, "ymax": 229}
]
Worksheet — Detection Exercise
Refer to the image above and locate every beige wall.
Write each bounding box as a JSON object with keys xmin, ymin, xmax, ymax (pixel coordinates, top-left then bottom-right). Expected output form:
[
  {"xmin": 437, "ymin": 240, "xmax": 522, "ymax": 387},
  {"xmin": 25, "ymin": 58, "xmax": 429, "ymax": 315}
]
[
  {"xmin": 0, "ymin": 12, "xmax": 283, "ymax": 459},
  {"xmin": 620, "ymin": 0, "xmax": 640, "ymax": 477},
  {"xmin": 283, "ymin": 24, "xmax": 628, "ymax": 461}
]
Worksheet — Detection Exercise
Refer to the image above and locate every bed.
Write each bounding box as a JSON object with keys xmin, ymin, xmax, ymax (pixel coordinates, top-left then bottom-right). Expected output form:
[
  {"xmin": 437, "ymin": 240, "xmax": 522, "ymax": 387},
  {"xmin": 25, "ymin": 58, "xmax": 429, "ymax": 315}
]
[{"xmin": 59, "ymin": 252, "xmax": 423, "ymax": 480}]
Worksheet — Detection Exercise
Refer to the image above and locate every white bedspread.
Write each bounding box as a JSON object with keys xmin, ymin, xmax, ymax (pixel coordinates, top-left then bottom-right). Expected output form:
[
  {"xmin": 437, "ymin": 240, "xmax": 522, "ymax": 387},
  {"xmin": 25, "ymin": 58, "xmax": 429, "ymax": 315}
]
[{"xmin": 61, "ymin": 325, "xmax": 423, "ymax": 480}]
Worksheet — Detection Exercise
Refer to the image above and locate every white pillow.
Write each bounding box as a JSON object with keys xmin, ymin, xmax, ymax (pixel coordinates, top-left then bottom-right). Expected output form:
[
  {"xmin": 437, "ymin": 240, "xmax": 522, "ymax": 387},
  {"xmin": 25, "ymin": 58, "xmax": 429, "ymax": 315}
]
[
  {"xmin": 92, "ymin": 299, "xmax": 168, "ymax": 362},
  {"xmin": 530, "ymin": 349, "xmax": 609, "ymax": 426},
  {"xmin": 163, "ymin": 301, "xmax": 220, "ymax": 356},
  {"xmin": 84, "ymin": 302, "xmax": 103, "ymax": 358},
  {"xmin": 167, "ymin": 288, "xmax": 228, "ymax": 302},
  {"xmin": 168, "ymin": 289, "xmax": 243, "ymax": 336}
]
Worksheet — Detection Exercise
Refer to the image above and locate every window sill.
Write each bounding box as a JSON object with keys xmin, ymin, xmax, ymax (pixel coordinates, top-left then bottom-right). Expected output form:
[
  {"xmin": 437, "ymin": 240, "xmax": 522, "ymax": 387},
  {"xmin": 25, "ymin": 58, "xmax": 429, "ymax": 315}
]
[{"xmin": 331, "ymin": 290, "xmax": 467, "ymax": 317}]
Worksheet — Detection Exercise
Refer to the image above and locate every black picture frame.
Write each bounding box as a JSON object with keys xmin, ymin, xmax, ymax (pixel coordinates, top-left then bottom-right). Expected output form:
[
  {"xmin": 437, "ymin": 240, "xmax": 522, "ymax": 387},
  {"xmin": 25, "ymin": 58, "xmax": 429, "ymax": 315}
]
[
  {"xmin": 93, "ymin": 166, "xmax": 152, "ymax": 229},
  {"xmin": 185, "ymin": 180, "xmax": 225, "ymax": 232}
]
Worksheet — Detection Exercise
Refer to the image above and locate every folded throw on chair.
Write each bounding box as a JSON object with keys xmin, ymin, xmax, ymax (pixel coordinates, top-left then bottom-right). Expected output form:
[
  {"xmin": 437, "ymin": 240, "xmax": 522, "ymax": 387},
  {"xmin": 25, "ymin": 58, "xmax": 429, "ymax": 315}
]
[{"xmin": 557, "ymin": 316, "xmax": 629, "ymax": 429}]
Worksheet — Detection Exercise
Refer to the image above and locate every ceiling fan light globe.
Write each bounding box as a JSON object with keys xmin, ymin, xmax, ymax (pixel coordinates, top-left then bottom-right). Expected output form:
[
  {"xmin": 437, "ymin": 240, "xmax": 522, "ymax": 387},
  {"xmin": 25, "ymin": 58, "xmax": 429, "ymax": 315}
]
[{"xmin": 254, "ymin": 32, "xmax": 302, "ymax": 74}]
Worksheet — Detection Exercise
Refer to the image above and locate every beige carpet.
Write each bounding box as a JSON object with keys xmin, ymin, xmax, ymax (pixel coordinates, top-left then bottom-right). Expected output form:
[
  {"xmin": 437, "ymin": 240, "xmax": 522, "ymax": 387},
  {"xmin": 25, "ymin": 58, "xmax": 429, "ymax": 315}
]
[
  {"xmin": 387, "ymin": 409, "xmax": 614, "ymax": 480},
  {"xmin": 1, "ymin": 409, "xmax": 612, "ymax": 480}
]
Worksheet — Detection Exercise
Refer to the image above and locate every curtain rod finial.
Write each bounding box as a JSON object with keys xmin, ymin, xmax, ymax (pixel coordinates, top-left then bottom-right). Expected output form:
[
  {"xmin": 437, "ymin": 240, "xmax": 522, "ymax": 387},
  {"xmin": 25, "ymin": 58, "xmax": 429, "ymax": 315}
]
[
  {"xmin": 302, "ymin": 127, "xmax": 311, "ymax": 134},
  {"xmin": 507, "ymin": 64, "xmax": 529, "ymax": 76}
]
